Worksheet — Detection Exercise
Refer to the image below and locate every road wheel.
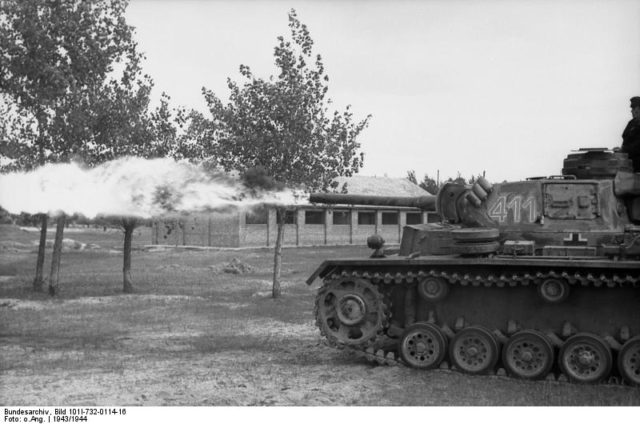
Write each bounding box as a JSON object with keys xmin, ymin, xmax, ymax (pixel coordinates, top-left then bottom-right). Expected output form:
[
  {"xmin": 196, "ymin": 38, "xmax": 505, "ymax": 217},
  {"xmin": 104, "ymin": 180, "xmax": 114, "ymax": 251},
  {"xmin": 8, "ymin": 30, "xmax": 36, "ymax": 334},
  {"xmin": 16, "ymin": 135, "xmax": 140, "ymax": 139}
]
[
  {"xmin": 559, "ymin": 333, "xmax": 612, "ymax": 383},
  {"xmin": 399, "ymin": 323, "xmax": 448, "ymax": 369},
  {"xmin": 449, "ymin": 326, "xmax": 499, "ymax": 374},
  {"xmin": 618, "ymin": 336, "xmax": 640, "ymax": 386},
  {"xmin": 503, "ymin": 330, "xmax": 554, "ymax": 380}
]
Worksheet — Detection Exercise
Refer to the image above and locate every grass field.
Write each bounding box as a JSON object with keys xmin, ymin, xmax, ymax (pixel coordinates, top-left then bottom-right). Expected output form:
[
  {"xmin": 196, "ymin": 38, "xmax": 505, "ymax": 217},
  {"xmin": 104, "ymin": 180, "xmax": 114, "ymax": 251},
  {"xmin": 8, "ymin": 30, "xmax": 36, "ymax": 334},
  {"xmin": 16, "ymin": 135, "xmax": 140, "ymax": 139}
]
[{"xmin": 0, "ymin": 224, "xmax": 639, "ymax": 406}]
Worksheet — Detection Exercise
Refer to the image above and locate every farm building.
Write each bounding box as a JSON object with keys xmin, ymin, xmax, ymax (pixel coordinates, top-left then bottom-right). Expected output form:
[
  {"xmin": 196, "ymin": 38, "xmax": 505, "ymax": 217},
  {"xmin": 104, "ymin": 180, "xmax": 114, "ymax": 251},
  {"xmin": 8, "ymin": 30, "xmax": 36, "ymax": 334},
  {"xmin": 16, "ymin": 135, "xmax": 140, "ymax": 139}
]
[{"xmin": 151, "ymin": 175, "xmax": 439, "ymax": 248}]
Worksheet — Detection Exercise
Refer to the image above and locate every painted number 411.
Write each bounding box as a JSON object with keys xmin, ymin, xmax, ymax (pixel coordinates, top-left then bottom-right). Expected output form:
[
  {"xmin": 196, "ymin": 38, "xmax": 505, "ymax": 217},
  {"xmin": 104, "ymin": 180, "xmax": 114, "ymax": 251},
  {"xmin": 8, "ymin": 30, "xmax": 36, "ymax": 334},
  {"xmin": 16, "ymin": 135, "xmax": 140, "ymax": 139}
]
[{"xmin": 488, "ymin": 195, "xmax": 536, "ymax": 223}]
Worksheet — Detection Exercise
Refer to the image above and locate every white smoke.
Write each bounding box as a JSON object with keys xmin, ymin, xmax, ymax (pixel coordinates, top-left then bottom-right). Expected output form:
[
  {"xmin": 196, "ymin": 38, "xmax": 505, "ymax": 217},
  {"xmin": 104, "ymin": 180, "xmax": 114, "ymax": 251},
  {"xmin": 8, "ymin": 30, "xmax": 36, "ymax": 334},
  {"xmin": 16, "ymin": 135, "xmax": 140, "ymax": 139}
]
[{"xmin": 0, "ymin": 157, "xmax": 305, "ymax": 218}]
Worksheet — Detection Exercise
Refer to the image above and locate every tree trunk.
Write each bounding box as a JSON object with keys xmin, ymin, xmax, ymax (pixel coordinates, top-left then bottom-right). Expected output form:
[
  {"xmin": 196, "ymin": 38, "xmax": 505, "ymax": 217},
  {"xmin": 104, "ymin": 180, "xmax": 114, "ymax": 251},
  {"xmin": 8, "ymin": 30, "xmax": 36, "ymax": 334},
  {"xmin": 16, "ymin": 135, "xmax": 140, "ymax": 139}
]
[
  {"xmin": 48, "ymin": 214, "xmax": 66, "ymax": 296},
  {"xmin": 272, "ymin": 208, "xmax": 286, "ymax": 299},
  {"xmin": 122, "ymin": 218, "xmax": 137, "ymax": 293},
  {"xmin": 33, "ymin": 214, "xmax": 48, "ymax": 291},
  {"xmin": 34, "ymin": 113, "xmax": 48, "ymax": 292}
]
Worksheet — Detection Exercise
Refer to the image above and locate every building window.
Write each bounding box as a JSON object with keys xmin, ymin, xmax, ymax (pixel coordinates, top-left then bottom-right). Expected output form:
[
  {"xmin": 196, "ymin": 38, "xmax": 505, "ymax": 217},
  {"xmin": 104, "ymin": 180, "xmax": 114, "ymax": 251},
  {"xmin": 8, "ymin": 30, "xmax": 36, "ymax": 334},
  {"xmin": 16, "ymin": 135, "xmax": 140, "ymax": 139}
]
[
  {"xmin": 358, "ymin": 211, "xmax": 376, "ymax": 225},
  {"xmin": 406, "ymin": 212, "xmax": 422, "ymax": 225},
  {"xmin": 246, "ymin": 205, "xmax": 268, "ymax": 224},
  {"xmin": 333, "ymin": 210, "xmax": 350, "ymax": 225},
  {"xmin": 277, "ymin": 209, "xmax": 296, "ymax": 224},
  {"xmin": 305, "ymin": 210, "xmax": 325, "ymax": 225},
  {"xmin": 381, "ymin": 212, "xmax": 398, "ymax": 225},
  {"xmin": 427, "ymin": 213, "xmax": 441, "ymax": 223}
]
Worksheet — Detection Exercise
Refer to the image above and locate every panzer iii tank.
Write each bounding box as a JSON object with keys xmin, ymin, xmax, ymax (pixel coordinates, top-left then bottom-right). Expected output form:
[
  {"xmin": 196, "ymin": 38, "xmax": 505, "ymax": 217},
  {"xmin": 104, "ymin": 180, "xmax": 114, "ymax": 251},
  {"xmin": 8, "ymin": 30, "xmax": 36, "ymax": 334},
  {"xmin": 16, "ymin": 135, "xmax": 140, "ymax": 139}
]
[{"xmin": 306, "ymin": 148, "xmax": 640, "ymax": 385}]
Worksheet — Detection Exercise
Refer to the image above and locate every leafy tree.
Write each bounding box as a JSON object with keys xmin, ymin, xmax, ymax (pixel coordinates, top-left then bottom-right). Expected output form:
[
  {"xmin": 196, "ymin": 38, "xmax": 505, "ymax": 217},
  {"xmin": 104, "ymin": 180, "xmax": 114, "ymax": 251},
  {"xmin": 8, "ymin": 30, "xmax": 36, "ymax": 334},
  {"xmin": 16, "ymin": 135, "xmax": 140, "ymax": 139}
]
[
  {"xmin": 420, "ymin": 175, "xmax": 440, "ymax": 195},
  {"xmin": 406, "ymin": 170, "xmax": 418, "ymax": 185},
  {"xmin": 0, "ymin": 0, "xmax": 181, "ymax": 294},
  {"xmin": 0, "ymin": 207, "xmax": 13, "ymax": 225},
  {"xmin": 407, "ymin": 171, "xmax": 485, "ymax": 195},
  {"xmin": 197, "ymin": 9, "xmax": 371, "ymax": 298},
  {"xmin": 446, "ymin": 174, "xmax": 485, "ymax": 186},
  {"xmin": 445, "ymin": 172, "xmax": 468, "ymax": 186},
  {"xmin": 406, "ymin": 170, "xmax": 440, "ymax": 195}
]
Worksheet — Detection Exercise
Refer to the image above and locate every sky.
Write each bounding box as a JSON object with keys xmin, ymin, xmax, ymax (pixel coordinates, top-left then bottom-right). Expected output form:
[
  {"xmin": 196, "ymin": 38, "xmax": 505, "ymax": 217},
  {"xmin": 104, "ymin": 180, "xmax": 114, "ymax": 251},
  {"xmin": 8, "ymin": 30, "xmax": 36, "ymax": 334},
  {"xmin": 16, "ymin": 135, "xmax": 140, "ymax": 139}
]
[{"xmin": 126, "ymin": 0, "xmax": 640, "ymax": 183}]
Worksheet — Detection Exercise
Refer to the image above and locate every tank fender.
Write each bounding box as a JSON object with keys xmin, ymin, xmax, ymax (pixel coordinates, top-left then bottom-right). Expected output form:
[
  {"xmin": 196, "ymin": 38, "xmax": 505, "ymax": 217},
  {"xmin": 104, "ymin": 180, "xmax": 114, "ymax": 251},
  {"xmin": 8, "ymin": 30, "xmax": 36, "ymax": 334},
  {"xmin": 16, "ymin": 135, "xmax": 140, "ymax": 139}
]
[{"xmin": 305, "ymin": 261, "xmax": 335, "ymax": 285}]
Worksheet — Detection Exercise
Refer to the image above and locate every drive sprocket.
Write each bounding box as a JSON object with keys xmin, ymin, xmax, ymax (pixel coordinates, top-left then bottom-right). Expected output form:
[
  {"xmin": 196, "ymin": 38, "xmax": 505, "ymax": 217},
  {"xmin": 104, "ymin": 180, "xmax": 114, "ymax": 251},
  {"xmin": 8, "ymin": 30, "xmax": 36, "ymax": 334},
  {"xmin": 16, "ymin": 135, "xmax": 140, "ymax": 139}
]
[{"xmin": 315, "ymin": 277, "xmax": 388, "ymax": 349}]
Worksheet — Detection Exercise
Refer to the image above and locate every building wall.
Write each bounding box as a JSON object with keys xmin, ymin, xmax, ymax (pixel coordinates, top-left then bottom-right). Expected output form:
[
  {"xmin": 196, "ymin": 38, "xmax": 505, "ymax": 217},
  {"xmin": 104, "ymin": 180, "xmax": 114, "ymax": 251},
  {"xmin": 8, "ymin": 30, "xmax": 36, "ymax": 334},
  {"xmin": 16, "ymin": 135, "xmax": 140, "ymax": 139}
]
[
  {"xmin": 208, "ymin": 212, "xmax": 241, "ymax": 246},
  {"xmin": 326, "ymin": 209, "xmax": 351, "ymax": 245},
  {"xmin": 181, "ymin": 215, "xmax": 209, "ymax": 246},
  {"xmin": 152, "ymin": 206, "xmax": 440, "ymax": 247},
  {"xmin": 298, "ymin": 208, "xmax": 326, "ymax": 246},
  {"xmin": 152, "ymin": 218, "xmax": 181, "ymax": 245},
  {"xmin": 265, "ymin": 209, "xmax": 299, "ymax": 246},
  {"xmin": 153, "ymin": 212, "xmax": 239, "ymax": 247}
]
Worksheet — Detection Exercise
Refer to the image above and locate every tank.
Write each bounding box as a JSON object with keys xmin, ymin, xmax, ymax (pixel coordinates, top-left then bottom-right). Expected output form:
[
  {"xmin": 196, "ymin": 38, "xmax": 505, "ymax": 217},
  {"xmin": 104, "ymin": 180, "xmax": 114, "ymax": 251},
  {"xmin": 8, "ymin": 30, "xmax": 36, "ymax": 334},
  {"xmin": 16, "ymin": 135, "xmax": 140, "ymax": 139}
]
[{"xmin": 306, "ymin": 148, "xmax": 640, "ymax": 385}]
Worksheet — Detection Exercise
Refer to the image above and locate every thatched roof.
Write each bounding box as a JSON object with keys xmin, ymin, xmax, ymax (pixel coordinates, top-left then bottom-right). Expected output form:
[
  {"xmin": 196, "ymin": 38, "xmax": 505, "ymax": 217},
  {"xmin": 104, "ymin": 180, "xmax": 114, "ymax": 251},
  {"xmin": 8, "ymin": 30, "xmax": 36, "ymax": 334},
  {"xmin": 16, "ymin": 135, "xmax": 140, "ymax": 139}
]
[{"xmin": 333, "ymin": 175, "xmax": 429, "ymax": 196}]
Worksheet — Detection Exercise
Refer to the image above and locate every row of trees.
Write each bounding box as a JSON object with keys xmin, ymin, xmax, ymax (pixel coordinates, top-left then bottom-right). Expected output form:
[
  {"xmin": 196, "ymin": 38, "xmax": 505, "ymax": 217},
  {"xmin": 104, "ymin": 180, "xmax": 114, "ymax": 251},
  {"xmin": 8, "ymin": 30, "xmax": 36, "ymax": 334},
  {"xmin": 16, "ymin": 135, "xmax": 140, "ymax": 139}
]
[
  {"xmin": 0, "ymin": 0, "xmax": 185, "ymax": 294},
  {"xmin": 406, "ymin": 170, "xmax": 483, "ymax": 195},
  {"xmin": 0, "ymin": 2, "xmax": 370, "ymax": 298}
]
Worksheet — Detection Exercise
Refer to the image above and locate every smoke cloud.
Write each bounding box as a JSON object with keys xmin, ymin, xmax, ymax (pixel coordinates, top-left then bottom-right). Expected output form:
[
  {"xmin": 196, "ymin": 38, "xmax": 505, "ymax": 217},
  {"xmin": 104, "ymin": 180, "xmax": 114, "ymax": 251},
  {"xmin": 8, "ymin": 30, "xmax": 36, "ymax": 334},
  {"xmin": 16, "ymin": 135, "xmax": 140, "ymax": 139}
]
[{"xmin": 0, "ymin": 157, "xmax": 304, "ymax": 218}]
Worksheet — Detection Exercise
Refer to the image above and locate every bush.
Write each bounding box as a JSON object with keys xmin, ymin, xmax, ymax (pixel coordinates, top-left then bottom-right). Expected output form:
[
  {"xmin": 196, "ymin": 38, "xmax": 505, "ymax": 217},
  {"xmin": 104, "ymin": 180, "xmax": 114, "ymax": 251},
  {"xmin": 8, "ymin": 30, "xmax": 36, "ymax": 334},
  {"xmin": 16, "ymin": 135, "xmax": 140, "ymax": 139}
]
[{"xmin": 15, "ymin": 212, "xmax": 41, "ymax": 226}]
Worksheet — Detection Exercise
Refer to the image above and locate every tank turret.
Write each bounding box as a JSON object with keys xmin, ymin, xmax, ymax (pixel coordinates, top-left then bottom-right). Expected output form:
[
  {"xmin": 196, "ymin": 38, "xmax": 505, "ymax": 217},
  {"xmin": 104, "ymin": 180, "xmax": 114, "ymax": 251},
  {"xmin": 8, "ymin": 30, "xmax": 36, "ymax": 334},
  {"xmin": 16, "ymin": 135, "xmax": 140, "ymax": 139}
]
[
  {"xmin": 304, "ymin": 147, "xmax": 640, "ymax": 386},
  {"xmin": 562, "ymin": 147, "xmax": 633, "ymax": 179}
]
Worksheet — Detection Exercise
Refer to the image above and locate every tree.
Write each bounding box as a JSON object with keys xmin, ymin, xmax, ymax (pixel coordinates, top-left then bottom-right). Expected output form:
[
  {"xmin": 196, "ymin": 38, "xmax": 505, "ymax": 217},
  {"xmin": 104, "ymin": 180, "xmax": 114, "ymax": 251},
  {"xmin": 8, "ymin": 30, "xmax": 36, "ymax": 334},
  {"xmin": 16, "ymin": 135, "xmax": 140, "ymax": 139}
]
[
  {"xmin": 120, "ymin": 217, "xmax": 138, "ymax": 293},
  {"xmin": 407, "ymin": 171, "xmax": 483, "ymax": 195},
  {"xmin": 420, "ymin": 174, "xmax": 440, "ymax": 195},
  {"xmin": 445, "ymin": 172, "xmax": 468, "ymax": 186},
  {"xmin": 197, "ymin": 9, "xmax": 370, "ymax": 298},
  {"xmin": 406, "ymin": 170, "xmax": 418, "ymax": 185},
  {"xmin": 406, "ymin": 170, "xmax": 439, "ymax": 195},
  {"xmin": 0, "ymin": 0, "xmax": 181, "ymax": 294}
]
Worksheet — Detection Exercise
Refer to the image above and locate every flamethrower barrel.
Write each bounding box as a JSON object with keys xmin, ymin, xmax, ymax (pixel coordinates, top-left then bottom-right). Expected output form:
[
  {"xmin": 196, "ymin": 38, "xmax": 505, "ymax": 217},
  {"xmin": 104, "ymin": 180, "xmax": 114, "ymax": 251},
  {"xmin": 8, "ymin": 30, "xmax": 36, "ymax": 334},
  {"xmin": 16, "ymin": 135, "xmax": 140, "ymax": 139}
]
[{"xmin": 309, "ymin": 193, "xmax": 437, "ymax": 211}]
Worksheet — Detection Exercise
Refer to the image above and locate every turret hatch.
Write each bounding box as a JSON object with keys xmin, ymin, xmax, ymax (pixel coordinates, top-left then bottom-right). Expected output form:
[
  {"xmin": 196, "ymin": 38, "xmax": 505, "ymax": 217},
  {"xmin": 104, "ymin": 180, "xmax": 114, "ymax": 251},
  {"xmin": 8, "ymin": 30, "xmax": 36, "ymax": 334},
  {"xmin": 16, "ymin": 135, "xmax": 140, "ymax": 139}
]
[{"xmin": 543, "ymin": 183, "xmax": 598, "ymax": 220}]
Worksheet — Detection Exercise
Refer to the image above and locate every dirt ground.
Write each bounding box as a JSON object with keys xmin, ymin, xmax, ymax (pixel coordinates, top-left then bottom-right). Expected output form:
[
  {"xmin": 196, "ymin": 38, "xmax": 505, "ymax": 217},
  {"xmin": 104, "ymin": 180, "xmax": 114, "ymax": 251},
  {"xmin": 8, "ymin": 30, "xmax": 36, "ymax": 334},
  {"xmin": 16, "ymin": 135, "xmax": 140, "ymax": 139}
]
[{"xmin": 1, "ymin": 225, "xmax": 639, "ymax": 407}]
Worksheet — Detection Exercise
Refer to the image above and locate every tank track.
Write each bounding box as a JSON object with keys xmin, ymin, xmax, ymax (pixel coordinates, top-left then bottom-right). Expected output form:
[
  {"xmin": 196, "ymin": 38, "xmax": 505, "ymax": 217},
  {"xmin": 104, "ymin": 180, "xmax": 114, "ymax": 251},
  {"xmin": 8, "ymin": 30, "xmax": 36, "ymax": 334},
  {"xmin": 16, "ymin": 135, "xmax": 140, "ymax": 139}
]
[
  {"xmin": 315, "ymin": 267, "xmax": 640, "ymax": 385},
  {"xmin": 327, "ymin": 268, "xmax": 640, "ymax": 289}
]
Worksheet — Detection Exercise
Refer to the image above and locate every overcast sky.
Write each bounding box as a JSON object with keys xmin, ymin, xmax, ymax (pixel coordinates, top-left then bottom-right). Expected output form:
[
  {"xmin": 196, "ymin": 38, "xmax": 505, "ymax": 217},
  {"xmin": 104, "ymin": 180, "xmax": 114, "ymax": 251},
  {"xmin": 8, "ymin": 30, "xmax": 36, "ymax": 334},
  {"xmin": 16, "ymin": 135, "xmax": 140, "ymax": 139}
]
[{"xmin": 126, "ymin": 0, "xmax": 640, "ymax": 182}]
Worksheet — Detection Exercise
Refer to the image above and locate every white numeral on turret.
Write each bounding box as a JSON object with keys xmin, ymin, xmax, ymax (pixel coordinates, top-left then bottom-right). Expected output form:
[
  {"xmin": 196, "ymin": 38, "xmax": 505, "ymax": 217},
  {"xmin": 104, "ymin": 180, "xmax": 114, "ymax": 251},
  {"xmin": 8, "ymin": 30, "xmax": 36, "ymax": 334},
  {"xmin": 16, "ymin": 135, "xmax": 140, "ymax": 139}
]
[{"xmin": 488, "ymin": 195, "xmax": 536, "ymax": 224}]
